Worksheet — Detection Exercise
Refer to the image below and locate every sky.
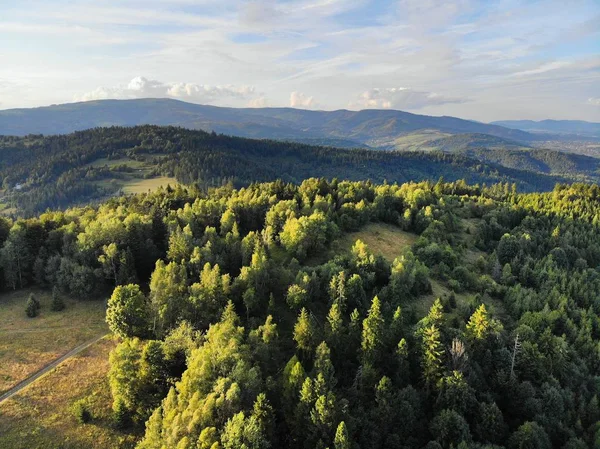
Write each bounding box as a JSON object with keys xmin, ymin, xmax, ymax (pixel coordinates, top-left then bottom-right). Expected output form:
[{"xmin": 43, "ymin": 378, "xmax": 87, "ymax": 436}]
[{"xmin": 0, "ymin": 0, "xmax": 599, "ymax": 122}]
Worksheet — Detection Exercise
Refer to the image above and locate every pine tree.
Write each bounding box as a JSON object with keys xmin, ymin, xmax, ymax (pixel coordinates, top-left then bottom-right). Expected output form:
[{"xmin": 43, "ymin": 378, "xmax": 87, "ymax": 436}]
[
  {"xmin": 362, "ymin": 296, "xmax": 384, "ymax": 363},
  {"xmin": 112, "ymin": 397, "xmax": 131, "ymax": 429},
  {"xmin": 466, "ymin": 304, "xmax": 502, "ymax": 341},
  {"xmin": 421, "ymin": 324, "xmax": 444, "ymax": 389},
  {"xmin": 334, "ymin": 421, "xmax": 351, "ymax": 449},
  {"xmin": 294, "ymin": 308, "xmax": 316, "ymax": 353},
  {"xmin": 51, "ymin": 286, "xmax": 65, "ymax": 311}
]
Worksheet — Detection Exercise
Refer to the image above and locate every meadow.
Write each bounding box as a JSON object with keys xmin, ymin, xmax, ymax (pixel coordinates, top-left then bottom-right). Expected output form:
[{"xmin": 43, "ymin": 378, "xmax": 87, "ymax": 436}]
[{"xmin": 0, "ymin": 289, "xmax": 108, "ymax": 395}]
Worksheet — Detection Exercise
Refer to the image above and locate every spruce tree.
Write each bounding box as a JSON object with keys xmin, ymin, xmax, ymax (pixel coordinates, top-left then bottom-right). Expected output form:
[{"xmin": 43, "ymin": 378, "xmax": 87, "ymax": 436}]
[
  {"xmin": 51, "ymin": 286, "xmax": 65, "ymax": 311},
  {"xmin": 294, "ymin": 307, "xmax": 316, "ymax": 353},
  {"xmin": 362, "ymin": 296, "xmax": 384, "ymax": 363},
  {"xmin": 334, "ymin": 421, "xmax": 351, "ymax": 449}
]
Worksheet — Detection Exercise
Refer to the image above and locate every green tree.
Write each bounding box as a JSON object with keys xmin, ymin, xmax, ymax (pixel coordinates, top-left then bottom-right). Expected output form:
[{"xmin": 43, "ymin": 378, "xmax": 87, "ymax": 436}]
[
  {"xmin": 287, "ymin": 284, "xmax": 308, "ymax": 310},
  {"xmin": 106, "ymin": 284, "xmax": 150, "ymax": 338},
  {"xmin": 334, "ymin": 421, "xmax": 350, "ymax": 449},
  {"xmin": 508, "ymin": 421, "xmax": 551, "ymax": 449},
  {"xmin": 0, "ymin": 223, "xmax": 31, "ymax": 290},
  {"xmin": 294, "ymin": 308, "xmax": 317, "ymax": 353},
  {"xmin": 98, "ymin": 242, "xmax": 120, "ymax": 286},
  {"xmin": 25, "ymin": 295, "xmax": 39, "ymax": 318},
  {"xmin": 474, "ymin": 401, "xmax": 506, "ymax": 444},
  {"xmin": 421, "ymin": 324, "xmax": 444, "ymax": 389},
  {"xmin": 430, "ymin": 409, "xmax": 471, "ymax": 447},
  {"xmin": 466, "ymin": 304, "xmax": 502, "ymax": 341},
  {"xmin": 72, "ymin": 398, "xmax": 92, "ymax": 424},
  {"xmin": 362, "ymin": 296, "xmax": 384, "ymax": 363},
  {"xmin": 149, "ymin": 260, "xmax": 188, "ymax": 334},
  {"xmin": 51, "ymin": 285, "xmax": 65, "ymax": 311}
]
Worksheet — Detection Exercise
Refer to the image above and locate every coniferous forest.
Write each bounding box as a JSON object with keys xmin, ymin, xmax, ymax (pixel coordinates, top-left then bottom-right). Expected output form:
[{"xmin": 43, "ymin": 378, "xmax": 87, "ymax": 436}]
[
  {"xmin": 0, "ymin": 126, "xmax": 573, "ymax": 216},
  {"xmin": 2, "ymin": 176, "xmax": 600, "ymax": 448}
]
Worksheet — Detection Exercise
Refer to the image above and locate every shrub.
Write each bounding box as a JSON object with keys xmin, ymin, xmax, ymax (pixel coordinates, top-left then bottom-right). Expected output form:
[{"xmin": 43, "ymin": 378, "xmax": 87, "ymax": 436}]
[
  {"xmin": 72, "ymin": 399, "xmax": 93, "ymax": 424},
  {"xmin": 25, "ymin": 296, "xmax": 39, "ymax": 318}
]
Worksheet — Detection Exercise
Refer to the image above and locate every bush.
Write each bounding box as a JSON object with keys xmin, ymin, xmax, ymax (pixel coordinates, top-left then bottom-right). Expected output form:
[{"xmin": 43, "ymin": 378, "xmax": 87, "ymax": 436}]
[
  {"xmin": 72, "ymin": 399, "xmax": 93, "ymax": 424},
  {"xmin": 51, "ymin": 286, "xmax": 65, "ymax": 311},
  {"xmin": 25, "ymin": 296, "xmax": 39, "ymax": 318}
]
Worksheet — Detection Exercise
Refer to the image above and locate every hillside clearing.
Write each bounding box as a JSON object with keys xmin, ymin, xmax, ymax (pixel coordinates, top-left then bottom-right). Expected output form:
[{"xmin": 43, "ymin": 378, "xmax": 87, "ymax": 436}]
[
  {"xmin": 0, "ymin": 289, "xmax": 107, "ymax": 395},
  {"xmin": 335, "ymin": 222, "xmax": 419, "ymax": 262},
  {"xmin": 0, "ymin": 337, "xmax": 136, "ymax": 449},
  {"xmin": 121, "ymin": 176, "xmax": 178, "ymax": 194}
]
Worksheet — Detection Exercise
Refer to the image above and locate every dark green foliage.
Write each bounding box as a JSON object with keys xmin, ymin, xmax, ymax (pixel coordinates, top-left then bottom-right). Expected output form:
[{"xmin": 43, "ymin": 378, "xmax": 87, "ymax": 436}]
[
  {"xmin": 0, "ymin": 126, "xmax": 567, "ymax": 216},
  {"xmin": 25, "ymin": 293, "xmax": 39, "ymax": 317},
  {"xmin": 4, "ymin": 177, "xmax": 600, "ymax": 448},
  {"xmin": 71, "ymin": 399, "xmax": 92, "ymax": 424},
  {"xmin": 430, "ymin": 409, "xmax": 471, "ymax": 447},
  {"xmin": 106, "ymin": 284, "xmax": 150, "ymax": 339},
  {"xmin": 51, "ymin": 286, "xmax": 65, "ymax": 311},
  {"xmin": 508, "ymin": 422, "xmax": 551, "ymax": 449}
]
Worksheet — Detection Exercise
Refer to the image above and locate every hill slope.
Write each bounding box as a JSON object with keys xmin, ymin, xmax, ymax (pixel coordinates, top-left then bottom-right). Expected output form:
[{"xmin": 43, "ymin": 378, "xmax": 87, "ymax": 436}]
[
  {"xmin": 0, "ymin": 98, "xmax": 540, "ymax": 146},
  {"xmin": 0, "ymin": 126, "xmax": 568, "ymax": 216},
  {"xmin": 406, "ymin": 133, "xmax": 600, "ymax": 179}
]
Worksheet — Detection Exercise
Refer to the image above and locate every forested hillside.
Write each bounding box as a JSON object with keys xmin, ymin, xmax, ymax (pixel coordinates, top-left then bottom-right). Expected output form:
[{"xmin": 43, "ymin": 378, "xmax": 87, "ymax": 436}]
[
  {"xmin": 0, "ymin": 99, "xmax": 539, "ymax": 145},
  {"xmin": 2, "ymin": 178, "xmax": 600, "ymax": 448},
  {"xmin": 0, "ymin": 126, "xmax": 569, "ymax": 216}
]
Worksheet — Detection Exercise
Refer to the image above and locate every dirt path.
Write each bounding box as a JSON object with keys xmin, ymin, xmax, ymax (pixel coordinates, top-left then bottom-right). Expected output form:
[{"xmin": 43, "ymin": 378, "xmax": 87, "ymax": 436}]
[{"xmin": 0, "ymin": 333, "xmax": 109, "ymax": 404}]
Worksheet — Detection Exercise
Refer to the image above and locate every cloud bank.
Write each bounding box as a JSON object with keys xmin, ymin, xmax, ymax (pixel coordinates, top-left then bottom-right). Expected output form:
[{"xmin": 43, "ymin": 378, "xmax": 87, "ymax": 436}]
[
  {"xmin": 290, "ymin": 91, "xmax": 317, "ymax": 108},
  {"xmin": 76, "ymin": 76, "xmax": 258, "ymax": 104}
]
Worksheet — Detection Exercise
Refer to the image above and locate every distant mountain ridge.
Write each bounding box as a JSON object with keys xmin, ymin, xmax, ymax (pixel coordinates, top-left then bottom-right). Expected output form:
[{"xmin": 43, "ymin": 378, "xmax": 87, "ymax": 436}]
[
  {"xmin": 492, "ymin": 119, "xmax": 600, "ymax": 138},
  {"xmin": 0, "ymin": 98, "xmax": 545, "ymax": 146}
]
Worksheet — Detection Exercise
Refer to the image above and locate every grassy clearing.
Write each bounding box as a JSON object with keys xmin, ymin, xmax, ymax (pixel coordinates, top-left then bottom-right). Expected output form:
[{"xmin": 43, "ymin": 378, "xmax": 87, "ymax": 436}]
[
  {"xmin": 0, "ymin": 337, "xmax": 137, "ymax": 449},
  {"xmin": 86, "ymin": 154, "xmax": 178, "ymax": 196},
  {"xmin": 335, "ymin": 222, "xmax": 418, "ymax": 262},
  {"xmin": 121, "ymin": 176, "xmax": 178, "ymax": 194},
  {"xmin": 393, "ymin": 130, "xmax": 451, "ymax": 151},
  {"xmin": 0, "ymin": 289, "xmax": 107, "ymax": 395}
]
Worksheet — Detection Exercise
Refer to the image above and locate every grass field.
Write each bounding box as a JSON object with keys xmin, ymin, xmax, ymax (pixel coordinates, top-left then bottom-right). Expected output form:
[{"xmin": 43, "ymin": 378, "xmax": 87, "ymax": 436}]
[
  {"xmin": 392, "ymin": 130, "xmax": 451, "ymax": 151},
  {"xmin": 121, "ymin": 176, "xmax": 178, "ymax": 194},
  {"xmin": 0, "ymin": 337, "xmax": 137, "ymax": 449},
  {"xmin": 334, "ymin": 222, "xmax": 419, "ymax": 262},
  {"xmin": 86, "ymin": 154, "xmax": 178, "ymax": 196},
  {"xmin": 0, "ymin": 289, "xmax": 108, "ymax": 395},
  {"xmin": 306, "ymin": 222, "xmax": 418, "ymax": 266}
]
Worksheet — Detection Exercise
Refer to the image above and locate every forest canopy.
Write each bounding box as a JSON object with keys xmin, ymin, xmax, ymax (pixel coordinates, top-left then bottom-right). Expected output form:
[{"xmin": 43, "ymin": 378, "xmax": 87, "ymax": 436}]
[
  {"xmin": 2, "ymin": 177, "xmax": 600, "ymax": 448},
  {"xmin": 0, "ymin": 126, "xmax": 571, "ymax": 216}
]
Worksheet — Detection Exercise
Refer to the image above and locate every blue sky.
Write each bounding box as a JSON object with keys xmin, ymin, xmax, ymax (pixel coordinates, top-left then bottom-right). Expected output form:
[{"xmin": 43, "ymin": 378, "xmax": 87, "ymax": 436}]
[{"xmin": 0, "ymin": 0, "xmax": 599, "ymax": 121}]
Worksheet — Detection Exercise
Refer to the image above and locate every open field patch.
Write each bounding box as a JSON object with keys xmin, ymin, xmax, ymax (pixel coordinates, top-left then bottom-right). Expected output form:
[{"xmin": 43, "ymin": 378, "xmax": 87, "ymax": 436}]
[
  {"xmin": 0, "ymin": 337, "xmax": 136, "ymax": 449},
  {"xmin": 335, "ymin": 222, "xmax": 419, "ymax": 262},
  {"xmin": 0, "ymin": 289, "xmax": 107, "ymax": 395},
  {"xmin": 121, "ymin": 176, "xmax": 178, "ymax": 194}
]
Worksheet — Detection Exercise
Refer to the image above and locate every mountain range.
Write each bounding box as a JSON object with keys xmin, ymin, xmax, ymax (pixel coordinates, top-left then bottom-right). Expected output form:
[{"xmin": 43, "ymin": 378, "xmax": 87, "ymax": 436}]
[
  {"xmin": 492, "ymin": 119, "xmax": 600, "ymax": 139},
  {"xmin": 0, "ymin": 98, "xmax": 584, "ymax": 147}
]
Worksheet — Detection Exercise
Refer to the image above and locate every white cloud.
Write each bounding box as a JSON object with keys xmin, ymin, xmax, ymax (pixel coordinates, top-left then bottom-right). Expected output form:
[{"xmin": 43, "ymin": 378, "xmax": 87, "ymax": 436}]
[
  {"xmin": 589, "ymin": 98, "xmax": 600, "ymax": 106},
  {"xmin": 76, "ymin": 76, "xmax": 257, "ymax": 104},
  {"xmin": 511, "ymin": 61, "xmax": 572, "ymax": 77},
  {"xmin": 248, "ymin": 96, "xmax": 269, "ymax": 107},
  {"xmin": 351, "ymin": 87, "xmax": 466, "ymax": 110},
  {"xmin": 290, "ymin": 91, "xmax": 317, "ymax": 108}
]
